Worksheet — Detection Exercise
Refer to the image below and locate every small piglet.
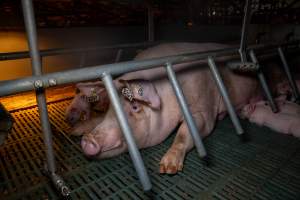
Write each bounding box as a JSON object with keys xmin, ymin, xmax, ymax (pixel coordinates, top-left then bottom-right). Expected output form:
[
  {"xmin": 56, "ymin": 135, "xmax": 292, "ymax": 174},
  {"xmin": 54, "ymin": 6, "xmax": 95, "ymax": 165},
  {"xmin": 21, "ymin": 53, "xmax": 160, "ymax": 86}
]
[
  {"xmin": 276, "ymin": 80, "xmax": 300, "ymax": 99},
  {"xmin": 241, "ymin": 100, "xmax": 300, "ymax": 138},
  {"xmin": 65, "ymin": 82, "xmax": 109, "ymax": 126}
]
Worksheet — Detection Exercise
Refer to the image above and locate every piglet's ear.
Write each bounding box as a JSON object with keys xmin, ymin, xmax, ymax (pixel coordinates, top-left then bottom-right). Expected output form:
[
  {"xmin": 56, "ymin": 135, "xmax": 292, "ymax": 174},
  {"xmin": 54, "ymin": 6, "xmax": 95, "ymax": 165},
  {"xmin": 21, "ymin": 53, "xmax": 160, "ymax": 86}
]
[
  {"xmin": 119, "ymin": 79, "xmax": 161, "ymax": 110},
  {"xmin": 76, "ymin": 81, "xmax": 109, "ymax": 112}
]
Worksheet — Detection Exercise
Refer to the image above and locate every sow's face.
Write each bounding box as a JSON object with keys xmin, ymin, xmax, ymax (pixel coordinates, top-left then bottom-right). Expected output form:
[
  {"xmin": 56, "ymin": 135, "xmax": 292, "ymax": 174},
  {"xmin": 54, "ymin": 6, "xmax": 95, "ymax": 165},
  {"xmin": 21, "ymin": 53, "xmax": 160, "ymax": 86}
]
[{"xmin": 81, "ymin": 79, "xmax": 161, "ymax": 158}]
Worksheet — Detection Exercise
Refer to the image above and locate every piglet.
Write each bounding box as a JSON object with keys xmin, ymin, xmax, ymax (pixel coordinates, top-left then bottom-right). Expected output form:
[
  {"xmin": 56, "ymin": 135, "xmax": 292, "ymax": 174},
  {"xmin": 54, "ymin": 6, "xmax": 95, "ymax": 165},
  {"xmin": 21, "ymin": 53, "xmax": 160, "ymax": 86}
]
[
  {"xmin": 65, "ymin": 81, "xmax": 109, "ymax": 126},
  {"xmin": 241, "ymin": 101, "xmax": 300, "ymax": 138},
  {"xmin": 276, "ymin": 80, "xmax": 300, "ymax": 100}
]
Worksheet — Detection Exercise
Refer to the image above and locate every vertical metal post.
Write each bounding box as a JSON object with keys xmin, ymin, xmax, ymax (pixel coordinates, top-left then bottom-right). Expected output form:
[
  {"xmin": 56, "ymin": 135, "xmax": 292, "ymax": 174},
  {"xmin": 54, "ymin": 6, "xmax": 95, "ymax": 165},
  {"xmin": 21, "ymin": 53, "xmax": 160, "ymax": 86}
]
[
  {"xmin": 239, "ymin": 0, "xmax": 252, "ymax": 62},
  {"xmin": 79, "ymin": 52, "xmax": 86, "ymax": 68},
  {"xmin": 278, "ymin": 47, "xmax": 300, "ymax": 102},
  {"xmin": 115, "ymin": 49, "xmax": 123, "ymax": 63},
  {"xmin": 101, "ymin": 73, "xmax": 152, "ymax": 191},
  {"xmin": 22, "ymin": 0, "xmax": 55, "ymax": 173},
  {"xmin": 165, "ymin": 63, "xmax": 207, "ymax": 158},
  {"xmin": 249, "ymin": 50, "xmax": 278, "ymax": 113},
  {"xmin": 147, "ymin": 5, "xmax": 154, "ymax": 42},
  {"xmin": 21, "ymin": 0, "xmax": 70, "ymax": 196},
  {"xmin": 207, "ymin": 57, "xmax": 244, "ymax": 136}
]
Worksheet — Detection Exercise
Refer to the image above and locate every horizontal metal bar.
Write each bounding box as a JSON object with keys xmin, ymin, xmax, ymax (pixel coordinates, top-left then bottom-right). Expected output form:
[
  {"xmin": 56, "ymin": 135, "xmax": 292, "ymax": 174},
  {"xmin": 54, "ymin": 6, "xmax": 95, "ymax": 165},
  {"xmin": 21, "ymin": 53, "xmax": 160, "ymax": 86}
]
[
  {"xmin": 0, "ymin": 41, "xmax": 159, "ymax": 61},
  {"xmin": 102, "ymin": 73, "xmax": 152, "ymax": 191},
  {"xmin": 0, "ymin": 40, "xmax": 297, "ymax": 62},
  {"xmin": 165, "ymin": 62, "xmax": 207, "ymax": 157},
  {"xmin": 0, "ymin": 41, "xmax": 299, "ymax": 97}
]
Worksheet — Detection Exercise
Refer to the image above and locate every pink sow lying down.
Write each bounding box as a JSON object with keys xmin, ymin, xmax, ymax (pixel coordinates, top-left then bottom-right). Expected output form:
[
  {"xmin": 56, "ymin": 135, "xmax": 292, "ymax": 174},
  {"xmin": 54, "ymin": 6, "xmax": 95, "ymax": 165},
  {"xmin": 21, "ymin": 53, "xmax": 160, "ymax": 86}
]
[
  {"xmin": 65, "ymin": 43, "xmax": 261, "ymax": 174},
  {"xmin": 240, "ymin": 98, "xmax": 300, "ymax": 138}
]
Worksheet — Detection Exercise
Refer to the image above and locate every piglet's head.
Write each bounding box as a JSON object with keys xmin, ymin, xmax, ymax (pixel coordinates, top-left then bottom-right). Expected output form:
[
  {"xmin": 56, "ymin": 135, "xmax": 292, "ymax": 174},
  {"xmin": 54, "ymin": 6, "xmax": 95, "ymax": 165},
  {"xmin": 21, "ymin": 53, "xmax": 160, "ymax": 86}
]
[
  {"xmin": 240, "ymin": 103, "xmax": 256, "ymax": 119},
  {"xmin": 81, "ymin": 79, "xmax": 161, "ymax": 158},
  {"xmin": 276, "ymin": 81, "xmax": 291, "ymax": 96},
  {"xmin": 76, "ymin": 81, "xmax": 110, "ymax": 112},
  {"xmin": 65, "ymin": 81, "xmax": 109, "ymax": 126}
]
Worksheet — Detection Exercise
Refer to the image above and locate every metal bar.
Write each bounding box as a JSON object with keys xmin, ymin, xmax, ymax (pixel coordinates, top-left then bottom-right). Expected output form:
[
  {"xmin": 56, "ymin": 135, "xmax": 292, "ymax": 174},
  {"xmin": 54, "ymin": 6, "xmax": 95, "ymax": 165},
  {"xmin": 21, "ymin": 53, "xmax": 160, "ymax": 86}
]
[
  {"xmin": 165, "ymin": 63, "xmax": 207, "ymax": 157},
  {"xmin": 249, "ymin": 50, "xmax": 278, "ymax": 113},
  {"xmin": 115, "ymin": 49, "xmax": 123, "ymax": 63},
  {"xmin": 101, "ymin": 73, "xmax": 152, "ymax": 191},
  {"xmin": 21, "ymin": 0, "xmax": 70, "ymax": 197},
  {"xmin": 207, "ymin": 57, "xmax": 244, "ymax": 135},
  {"xmin": 0, "ymin": 43, "xmax": 299, "ymax": 97},
  {"xmin": 21, "ymin": 0, "xmax": 56, "ymax": 173},
  {"xmin": 278, "ymin": 47, "xmax": 300, "ymax": 101},
  {"xmin": 79, "ymin": 52, "xmax": 86, "ymax": 68},
  {"xmin": 239, "ymin": 0, "xmax": 252, "ymax": 62},
  {"xmin": 0, "ymin": 41, "xmax": 158, "ymax": 61},
  {"xmin": 0, "ymin": 39, "xmax": 297, "ymax": 62},
  {"xmin": 147, "ymin": 5, "xmax": 154, "ymax": 42}
]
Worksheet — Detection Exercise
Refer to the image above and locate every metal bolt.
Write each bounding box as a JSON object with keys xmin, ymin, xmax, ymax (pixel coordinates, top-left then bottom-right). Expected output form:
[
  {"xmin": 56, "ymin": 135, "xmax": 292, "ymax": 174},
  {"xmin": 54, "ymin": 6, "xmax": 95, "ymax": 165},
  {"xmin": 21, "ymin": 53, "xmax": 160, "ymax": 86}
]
[
  {"xmin": 48, "ymin": 78, "xmax": 57, "ymax": 86},
  {"xmin": 34, "ymin": 80, "xmax": 43, "ymax": 89}
]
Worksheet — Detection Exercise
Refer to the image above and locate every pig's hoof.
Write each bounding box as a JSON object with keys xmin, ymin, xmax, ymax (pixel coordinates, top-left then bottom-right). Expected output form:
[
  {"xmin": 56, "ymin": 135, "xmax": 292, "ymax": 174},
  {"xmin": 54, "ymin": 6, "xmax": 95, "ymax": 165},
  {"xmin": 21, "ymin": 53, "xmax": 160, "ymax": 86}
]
[{"xmin": 159, "ymin": 148, "xmax": 184, "ymax": 174}]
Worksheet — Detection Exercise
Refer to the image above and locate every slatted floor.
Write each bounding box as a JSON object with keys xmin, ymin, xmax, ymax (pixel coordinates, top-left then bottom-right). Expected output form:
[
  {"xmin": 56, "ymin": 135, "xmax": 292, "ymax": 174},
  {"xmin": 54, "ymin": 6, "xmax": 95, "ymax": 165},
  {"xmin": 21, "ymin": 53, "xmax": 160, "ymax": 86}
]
[{"xmin": 0, "ymin": 99, "xmax": 299, "ymax": 199}]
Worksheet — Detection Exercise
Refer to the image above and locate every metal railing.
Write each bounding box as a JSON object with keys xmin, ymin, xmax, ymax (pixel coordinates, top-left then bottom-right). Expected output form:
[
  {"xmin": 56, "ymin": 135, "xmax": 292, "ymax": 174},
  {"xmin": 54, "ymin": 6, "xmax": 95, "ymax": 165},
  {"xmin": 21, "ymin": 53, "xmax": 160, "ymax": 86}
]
[
  {"xmin": 0, "ymin": 0, "xmax": 300, "ymax": 196},
  {"xmin": 0, "ymin": 41, "xmax": 158, "ymax": 61}
]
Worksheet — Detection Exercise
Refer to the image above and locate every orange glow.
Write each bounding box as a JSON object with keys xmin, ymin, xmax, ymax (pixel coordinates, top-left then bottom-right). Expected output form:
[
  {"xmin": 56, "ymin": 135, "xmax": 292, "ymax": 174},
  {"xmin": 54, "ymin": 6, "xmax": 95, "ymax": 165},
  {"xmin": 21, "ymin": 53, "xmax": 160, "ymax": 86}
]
[
  {"xmin": 0, "ymin": 85, "xmax": 75, "ymax": 111},
  {"xmin": 0, "ymin": 30, "xmax": 79, "ymax": 81}
]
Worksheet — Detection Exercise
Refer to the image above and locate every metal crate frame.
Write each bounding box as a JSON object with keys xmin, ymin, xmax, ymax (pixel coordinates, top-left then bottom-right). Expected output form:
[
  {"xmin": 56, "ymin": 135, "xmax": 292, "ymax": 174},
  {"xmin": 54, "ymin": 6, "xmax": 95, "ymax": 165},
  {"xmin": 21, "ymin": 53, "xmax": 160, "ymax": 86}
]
[{"xmin": 0, "ymin": 0, "xmax": 299, "ymax": 196}]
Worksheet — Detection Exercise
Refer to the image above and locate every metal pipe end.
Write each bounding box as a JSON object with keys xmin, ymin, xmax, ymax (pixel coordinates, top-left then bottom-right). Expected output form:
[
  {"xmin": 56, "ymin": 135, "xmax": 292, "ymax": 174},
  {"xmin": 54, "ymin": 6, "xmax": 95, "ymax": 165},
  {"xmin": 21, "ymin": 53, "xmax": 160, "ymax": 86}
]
[{"xmin": 51, "ymin": 173, "xmax": 71, "ymax": 197}]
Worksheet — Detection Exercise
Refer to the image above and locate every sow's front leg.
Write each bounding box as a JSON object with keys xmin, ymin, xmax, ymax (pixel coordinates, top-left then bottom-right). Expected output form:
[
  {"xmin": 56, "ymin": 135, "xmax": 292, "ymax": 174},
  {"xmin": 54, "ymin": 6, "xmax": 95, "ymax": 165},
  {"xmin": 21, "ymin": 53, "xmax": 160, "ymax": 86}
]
[{"xmin": 159, "ymin": 112, "xmax": 212, "ymax": 174}]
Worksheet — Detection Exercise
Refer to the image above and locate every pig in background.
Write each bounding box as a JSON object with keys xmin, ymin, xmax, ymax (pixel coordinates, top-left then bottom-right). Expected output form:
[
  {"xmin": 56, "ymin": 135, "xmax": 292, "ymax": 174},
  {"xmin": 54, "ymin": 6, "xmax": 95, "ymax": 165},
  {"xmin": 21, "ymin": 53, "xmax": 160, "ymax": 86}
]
[
  {"xmin": 240, "ymin": 96, "xmax": 300, "ymax": 138},
  {"xmin": 66, "ymin": 43, "xmax": 262, "ymax": 174}
]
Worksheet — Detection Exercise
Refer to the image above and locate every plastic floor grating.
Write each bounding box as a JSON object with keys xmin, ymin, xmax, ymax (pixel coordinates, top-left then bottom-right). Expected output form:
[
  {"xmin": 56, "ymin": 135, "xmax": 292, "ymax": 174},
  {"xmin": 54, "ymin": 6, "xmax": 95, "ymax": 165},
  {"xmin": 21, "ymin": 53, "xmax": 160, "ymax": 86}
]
[{"xmin": 0, "ymin": 99, "xmax": 299, "ymax": 200}]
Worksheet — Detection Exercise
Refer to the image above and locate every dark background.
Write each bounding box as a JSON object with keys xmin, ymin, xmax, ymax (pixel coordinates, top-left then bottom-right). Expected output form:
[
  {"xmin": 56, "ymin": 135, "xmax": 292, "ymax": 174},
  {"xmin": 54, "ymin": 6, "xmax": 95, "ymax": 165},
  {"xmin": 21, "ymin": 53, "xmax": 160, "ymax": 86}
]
[{"xmin": 0, "ymin": 0, "xmax": 299, "ymax": 80}]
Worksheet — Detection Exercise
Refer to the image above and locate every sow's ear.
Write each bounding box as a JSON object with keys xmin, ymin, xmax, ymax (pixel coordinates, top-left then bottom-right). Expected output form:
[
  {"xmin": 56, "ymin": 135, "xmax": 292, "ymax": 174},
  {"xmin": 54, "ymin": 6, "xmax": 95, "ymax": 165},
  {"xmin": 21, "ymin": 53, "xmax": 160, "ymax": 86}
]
[
  {"xmin": 119, "ymin": 79, "xmax": 161, "ymax": 110},
  {"xmin": 76, "ymin": 81, "xmax": 109, "ymax": 112}
]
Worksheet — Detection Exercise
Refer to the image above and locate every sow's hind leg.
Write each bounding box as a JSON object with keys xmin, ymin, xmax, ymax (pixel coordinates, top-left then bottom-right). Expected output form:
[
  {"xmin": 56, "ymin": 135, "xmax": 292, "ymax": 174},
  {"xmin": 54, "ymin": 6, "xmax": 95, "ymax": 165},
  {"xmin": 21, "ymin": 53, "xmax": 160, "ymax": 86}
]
[{"xmin": 159, "ymin": 112, "xmax": 212, "ymax": 174}]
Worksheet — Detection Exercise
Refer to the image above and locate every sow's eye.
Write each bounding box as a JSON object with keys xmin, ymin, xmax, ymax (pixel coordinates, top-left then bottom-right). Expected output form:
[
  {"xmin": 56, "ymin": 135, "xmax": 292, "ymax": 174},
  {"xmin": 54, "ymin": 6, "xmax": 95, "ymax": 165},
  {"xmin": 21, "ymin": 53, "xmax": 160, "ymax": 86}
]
[{"xmin": 130, "ymin": 101, "xmax": 141, "ymax": 113}]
